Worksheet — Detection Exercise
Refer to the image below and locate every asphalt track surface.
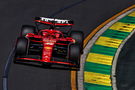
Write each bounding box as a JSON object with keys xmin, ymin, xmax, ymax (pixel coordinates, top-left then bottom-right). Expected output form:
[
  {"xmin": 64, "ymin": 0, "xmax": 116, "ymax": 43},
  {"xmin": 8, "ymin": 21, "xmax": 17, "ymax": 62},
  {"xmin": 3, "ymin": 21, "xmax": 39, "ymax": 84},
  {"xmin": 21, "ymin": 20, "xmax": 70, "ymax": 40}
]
[
  {"xmin": 1, "ymin": 0, "xmax": 135, "ymax": 90},
  {"xmin": 116, "ymin": 32, "xmax": 135, "ymax": 90}
]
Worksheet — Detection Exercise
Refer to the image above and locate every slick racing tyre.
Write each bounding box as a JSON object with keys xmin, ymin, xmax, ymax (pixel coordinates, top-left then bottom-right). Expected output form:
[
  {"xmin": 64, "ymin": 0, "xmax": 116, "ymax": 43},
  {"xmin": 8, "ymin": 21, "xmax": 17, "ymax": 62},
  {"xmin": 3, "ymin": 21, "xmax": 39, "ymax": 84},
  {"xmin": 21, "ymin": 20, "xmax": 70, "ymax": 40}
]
[
  {"xmin": 70, "ymin": 31, "xmax": 84, "ymax": 54},
  {"xmin": 69, "ymin": 44, "xmax": 80, "ymax": 68},
  {"xmin": 21, "ymin": 25, "xmax": 36, "ymax": 36},
  {"xmin": 15, "ymin": 37, "xmax": 29, "ymax": 55}
]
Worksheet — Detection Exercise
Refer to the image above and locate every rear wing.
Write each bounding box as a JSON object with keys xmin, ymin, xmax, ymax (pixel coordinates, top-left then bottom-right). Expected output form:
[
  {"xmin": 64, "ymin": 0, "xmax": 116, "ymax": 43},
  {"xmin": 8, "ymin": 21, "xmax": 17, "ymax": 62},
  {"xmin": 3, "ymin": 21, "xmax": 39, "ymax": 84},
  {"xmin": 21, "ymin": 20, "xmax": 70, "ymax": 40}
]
[{"xmin": 35, "ymin": 17, "xmax": 74, "ymax": 26}]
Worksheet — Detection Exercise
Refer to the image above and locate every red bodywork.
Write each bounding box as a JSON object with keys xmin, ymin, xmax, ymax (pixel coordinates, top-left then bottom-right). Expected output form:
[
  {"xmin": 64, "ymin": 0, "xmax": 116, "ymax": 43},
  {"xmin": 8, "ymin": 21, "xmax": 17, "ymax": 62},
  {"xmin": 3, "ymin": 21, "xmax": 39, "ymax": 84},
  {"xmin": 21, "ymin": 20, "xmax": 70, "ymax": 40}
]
[{"xmin": 17, "ymin": 29, "xmax": 76, "ymax": 66}]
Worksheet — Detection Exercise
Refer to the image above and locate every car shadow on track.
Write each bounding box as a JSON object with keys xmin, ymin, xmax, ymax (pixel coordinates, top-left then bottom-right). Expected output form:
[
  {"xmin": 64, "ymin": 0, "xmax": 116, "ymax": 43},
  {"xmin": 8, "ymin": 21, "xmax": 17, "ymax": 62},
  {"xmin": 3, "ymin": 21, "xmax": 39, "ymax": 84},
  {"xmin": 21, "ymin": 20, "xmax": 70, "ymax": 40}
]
[{"xmin": 14, "ymin": 61, "xmax": 79, "ymax": 71}]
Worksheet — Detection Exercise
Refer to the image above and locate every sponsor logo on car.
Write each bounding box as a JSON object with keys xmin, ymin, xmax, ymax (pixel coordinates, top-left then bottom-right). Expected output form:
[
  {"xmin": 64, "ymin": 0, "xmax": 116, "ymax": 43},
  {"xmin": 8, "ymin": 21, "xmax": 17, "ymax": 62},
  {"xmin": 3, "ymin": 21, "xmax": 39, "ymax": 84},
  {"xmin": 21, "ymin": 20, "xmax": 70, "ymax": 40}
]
[{"xmin": 40, "ymin": 17, "xmax": 69, "ymax": 24}]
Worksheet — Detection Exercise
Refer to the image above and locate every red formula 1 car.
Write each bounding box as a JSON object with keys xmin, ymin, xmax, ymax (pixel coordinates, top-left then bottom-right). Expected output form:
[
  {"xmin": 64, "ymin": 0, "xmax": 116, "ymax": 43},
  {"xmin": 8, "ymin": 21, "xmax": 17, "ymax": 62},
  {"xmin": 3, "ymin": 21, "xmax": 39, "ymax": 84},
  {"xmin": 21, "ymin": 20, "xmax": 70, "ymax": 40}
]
[{"xmin": 14, "ymin": 17, "xmax": 84, "ymax": 68}]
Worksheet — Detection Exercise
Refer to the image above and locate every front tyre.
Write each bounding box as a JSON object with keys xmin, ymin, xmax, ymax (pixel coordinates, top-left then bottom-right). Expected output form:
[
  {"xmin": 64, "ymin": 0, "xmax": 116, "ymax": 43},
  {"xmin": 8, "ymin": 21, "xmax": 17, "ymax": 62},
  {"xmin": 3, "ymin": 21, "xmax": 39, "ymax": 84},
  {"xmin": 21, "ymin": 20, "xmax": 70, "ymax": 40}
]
[
  {"xmin": 15, "ymin": 37, "xmax": 29, "ymax": 56},
  {"xmin": 69, "ymin": 44, "xmax": 81, "ymax": 68}
]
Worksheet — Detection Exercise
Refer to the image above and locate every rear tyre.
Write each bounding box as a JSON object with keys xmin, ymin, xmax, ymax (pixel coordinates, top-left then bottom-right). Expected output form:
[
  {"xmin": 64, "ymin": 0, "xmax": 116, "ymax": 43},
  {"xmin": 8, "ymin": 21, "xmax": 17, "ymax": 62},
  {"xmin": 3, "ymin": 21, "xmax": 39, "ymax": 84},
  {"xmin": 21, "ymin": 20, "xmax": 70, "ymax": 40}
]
[
  {"xmin": 69, "ymin": 44, "xmax": 80, "ymax": 68},
  {"xmin": 15, "ymin": 37, "xmax": 29, "ymax": 56},
  {"xmin": 21, "ymin": 25, "xmax": 36, "ymax": 36},
  {"xmin": 70, "ymin": 31, "xmax": 84, "ymax": 54}
]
